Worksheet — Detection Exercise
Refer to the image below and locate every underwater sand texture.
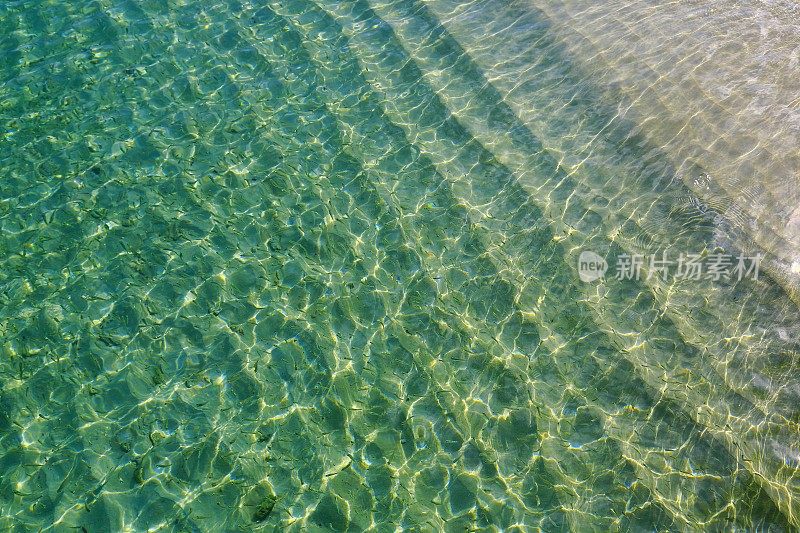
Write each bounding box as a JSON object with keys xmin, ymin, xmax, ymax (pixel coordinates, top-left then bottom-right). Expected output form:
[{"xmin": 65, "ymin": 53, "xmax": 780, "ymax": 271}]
[
  {"xmin": 0, "ymin": 0, "xmax": 799, "ymax": 531},
  {"xmin": 520, "ymin": 0, "xmax": 800, "ymax": 302}
]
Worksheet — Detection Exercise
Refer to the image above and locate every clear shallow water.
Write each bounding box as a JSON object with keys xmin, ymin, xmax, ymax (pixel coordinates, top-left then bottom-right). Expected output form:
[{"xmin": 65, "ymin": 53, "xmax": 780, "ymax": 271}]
[
  {"xmin": 0, "ymin": 0, "xmax": 798, "ymax": 531},
  {"xmin": 517, "ymin": 0, "xmax": 800, "ymax": 303}
]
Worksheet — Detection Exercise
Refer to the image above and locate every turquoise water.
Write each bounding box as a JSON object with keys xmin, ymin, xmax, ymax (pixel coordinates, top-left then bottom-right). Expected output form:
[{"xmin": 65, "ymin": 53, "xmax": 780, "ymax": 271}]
[{"xmin": 1, "ymin": 0, "xmax": 799, "ymax": 531}]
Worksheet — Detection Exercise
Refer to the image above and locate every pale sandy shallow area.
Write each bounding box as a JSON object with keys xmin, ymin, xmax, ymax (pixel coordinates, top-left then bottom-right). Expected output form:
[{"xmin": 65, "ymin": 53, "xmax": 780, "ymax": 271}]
[
  {"xmin": 530, "ymin": 0, "xmax": 800, "ymax": 300},
  {"xmin": 420, "ymin": 0, "xmax": 800, "ymax": 524}
]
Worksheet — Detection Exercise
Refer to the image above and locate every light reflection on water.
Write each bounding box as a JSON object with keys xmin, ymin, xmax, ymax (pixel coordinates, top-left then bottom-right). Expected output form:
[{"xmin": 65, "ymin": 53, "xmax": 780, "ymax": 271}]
[{"xmin": 0, "ymin": 0, "xmax": 798, "ymax": 530}]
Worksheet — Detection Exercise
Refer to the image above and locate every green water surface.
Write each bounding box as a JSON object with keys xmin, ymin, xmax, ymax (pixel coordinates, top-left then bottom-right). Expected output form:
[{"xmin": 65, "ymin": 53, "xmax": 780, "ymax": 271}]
[{"xmin": 1, "ymin": 0, "xmax": 798, "ymax": 531}]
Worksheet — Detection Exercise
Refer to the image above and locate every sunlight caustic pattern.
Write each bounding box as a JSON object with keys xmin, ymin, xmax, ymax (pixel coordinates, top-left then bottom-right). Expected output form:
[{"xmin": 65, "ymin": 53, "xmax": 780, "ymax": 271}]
[{"xmin": 0, "ymin": 0, "xmax": 798, "ymax": 530}]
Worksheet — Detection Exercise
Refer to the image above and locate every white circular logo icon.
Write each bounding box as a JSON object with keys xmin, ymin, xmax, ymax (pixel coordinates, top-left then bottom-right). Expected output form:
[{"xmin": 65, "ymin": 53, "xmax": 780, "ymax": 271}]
[{"xmin": 578, "ymin": 251, "xmax": 607, "ymax": 282}]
